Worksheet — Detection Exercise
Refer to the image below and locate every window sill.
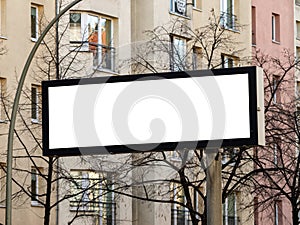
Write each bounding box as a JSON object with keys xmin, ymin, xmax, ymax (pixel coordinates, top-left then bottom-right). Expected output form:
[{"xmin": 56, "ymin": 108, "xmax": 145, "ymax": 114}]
[
  {"xmin": 31, "ymin": 201, "xmax": 43, "ymax": 207},
  {"xmin": 0, "ymin": 120, "xmax": 8, "ymax": 124},
  {"xmin": 169, "ymin": 11, "xmax": 190, "ymax": 20},
  {"xmin": 31, "ymin": 37, "xmax": 38, "ymax": 42},
  {"xmin": 31, "ymin": 119, "xmax": 42, "ymax": 125},
  {"xmin": 272, "ymin": 40, "xmax": 280, "ymax": 45},
  {"xmin": 192, "ymin": 7, "xmax": 202, "ymax": 12},
  {"xmin": 0, "ymin": 36, "xmax": 7, "ymax": 40},
  {"xmin": 94, "ymin": 68, "xmax": 119, "ymax": 75}
]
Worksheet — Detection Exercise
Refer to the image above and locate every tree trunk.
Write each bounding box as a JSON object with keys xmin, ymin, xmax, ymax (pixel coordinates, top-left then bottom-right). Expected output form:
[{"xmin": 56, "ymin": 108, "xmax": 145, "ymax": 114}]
[
  {"xmin": 292, "ymin": 206, "xmax": 299, "ymax": 225},
  {"xmin": 178, "ymin": 168, "xmax": 200, "ymax": 225},
  {"xmin": 44, "ymin": 157, "xmax": 54, "ymax": 225}
]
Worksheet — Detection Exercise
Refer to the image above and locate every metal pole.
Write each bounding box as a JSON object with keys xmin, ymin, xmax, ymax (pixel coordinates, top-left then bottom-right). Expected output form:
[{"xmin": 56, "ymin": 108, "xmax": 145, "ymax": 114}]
[
  {"xmin": 5, "ymin": 1, "xmax": 82, "ymax": 225},
  {"xmin": 206, "ymin": 150, "xmax": 222, "ymax": 225}
]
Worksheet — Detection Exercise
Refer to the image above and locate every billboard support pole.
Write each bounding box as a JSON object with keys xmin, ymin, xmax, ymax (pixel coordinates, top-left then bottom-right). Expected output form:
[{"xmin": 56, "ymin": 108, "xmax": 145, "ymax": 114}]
[
  {"xmin": 206, "ymin": 150, "xmax": 222, "ymax": 225},
  {"xmin": 5, "ymin": 1, "xmax": 82, "ymax": 225}
]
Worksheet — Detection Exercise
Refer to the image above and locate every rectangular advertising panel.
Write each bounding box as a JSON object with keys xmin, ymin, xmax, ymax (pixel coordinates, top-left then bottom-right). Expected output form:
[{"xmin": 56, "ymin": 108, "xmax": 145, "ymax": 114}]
[{"xmin": 42, "ymin": 66, "xmax": 265, "ymax": 156}]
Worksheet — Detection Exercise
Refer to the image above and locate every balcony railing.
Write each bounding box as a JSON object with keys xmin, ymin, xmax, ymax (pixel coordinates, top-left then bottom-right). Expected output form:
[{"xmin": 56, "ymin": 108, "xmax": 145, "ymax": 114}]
[
  {"xmin": 171, "ymin": 208, "xmax": 190, "ymax": 225},
  {"xmin": 220, "ymin": 11, "xmax": 238, "ymax": 31},
  {"xmin": 223, "ymin": 216, "xmax": 240, "ymax": 225},
  {"xmin": 69, "ymin": 41, "xmax": 116, "ymax": 71},
  {"xmin": 89, "ymin": 42, "xmax": 116, "ymax": 71}
]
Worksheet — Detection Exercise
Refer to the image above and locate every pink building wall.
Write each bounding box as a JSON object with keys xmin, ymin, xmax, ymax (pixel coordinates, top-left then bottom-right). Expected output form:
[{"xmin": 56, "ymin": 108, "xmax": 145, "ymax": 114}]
[{"xmin": 252, "ymin": 0, "xmax": 294, "ymax": 224}]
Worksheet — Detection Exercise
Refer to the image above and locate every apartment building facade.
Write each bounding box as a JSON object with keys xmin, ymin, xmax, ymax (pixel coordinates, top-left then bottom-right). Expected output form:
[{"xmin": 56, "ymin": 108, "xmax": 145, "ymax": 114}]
[
  {"xmin": 252, "ymin": 0, "xmax": 295, "ymax": 225},
  {"xmin": 0, "ymin": 0, "xmax": 297, "ymax": 225}
]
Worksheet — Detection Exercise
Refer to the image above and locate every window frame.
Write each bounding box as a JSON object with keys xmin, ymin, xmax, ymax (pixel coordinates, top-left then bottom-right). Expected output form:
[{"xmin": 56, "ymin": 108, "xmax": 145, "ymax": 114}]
[
  {"xmin": 170, "ymin": 0, "xmax": 187, "ymax": 17},
  {"xmin": 31, "ymin": 85, "xmax": 41, "ymax": 123},
  {"xmin": 223, "ymin": 192, "xmax": 238, "ymax": 225},
  {"xmin": 272, "ymin": 13, "xmax": 280, "ymax": 43},
  {"xmin": 192, "ymin": 0, "xmax": 201, "ymax": 10},
  {"xmin": 170, "ymin": 35, "xmax": 187, "ymax": 72},
  {"xmin": 221, "ymin": 54, "xmax": 238, "ymax": 68},
  {"xmin": 69, "ymin": 12, "xmax": 115, "ymax": 71},
  {"xmin": 220, "ymin": 0, "xmax": 237, "ymax": 31},
  {"xmin": 31, "ymin": 168, "xmax": 39, "ymax": 205},
  {"xmin": 296, "ymin": 20, "xmax": 300, "ymax": 39},
  {"xmin": 31, "ymin": 5, "xmax": 39, "ymax": 40},
  {"xmin": 69, "ymin": 171, "xmax": 116, "ymax": 225},
  {"xmin": 0, "ymin": 77, "xmax": 6, "ymax": 122},
  {"xmin": 272, "ymin": 76, "xmax": 280, "ymax": 104}
]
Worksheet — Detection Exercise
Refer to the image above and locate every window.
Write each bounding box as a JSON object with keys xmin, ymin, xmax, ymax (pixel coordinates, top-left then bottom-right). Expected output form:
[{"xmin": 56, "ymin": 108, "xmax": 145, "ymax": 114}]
[
  {"xmin": 273, "ymin": 143, "xmax": 278, "ymax": 165},
  {"xmin": 296, "ymin": 47, "xmax": 300, "ymax": 60},
  {"xmin": 296, "ymin": 0, "xmax": 300, "ymax": 6},
  {"xmin": 31, "ymin": 6, "xmax": 38, "ymax": 39},
  {"xmin": 170, "ymin": 0, "xmax": 187, "ymax": 16},
  {"xmin": 273, "ymin": 76, "xmax": 280, "ymax": 104},
  {"xmin": 31, "ymin": 168, "xmax": 39, "ymax": 204},
  {"xmin": 192, "ymin": 0, "xmax": 201, "ymax": 9},
  {"xmin": 220, "ymin": 0, "xmax": 237, "ymax": 30},
  {"xmin": 171, "ymin": 36, "xmax": 186, "ymax": 71},
  {"xmin": 223, "ymin": 192, "xmax": 239, "ymax": 225},
  {"xmin": 69, "ymin": 12, "xmax": 115, "ymax": 71},
  {"xmin": 222, "ymin": 148, "xmax": 239, "ymax": 165},
  {"xmin": 274, "ymin": 200, "xmax": 282, "ymax": 225},
  {"xmin": 31, "ymin": 85, "xmax": 41, "ymax": 123},
  {"xmin": 170, "ymin": 182, "xmax": 189, "ymax": 225},
  {"xmin": 192, "ymin": 47, "xmax": 202, "ymax": 70},
  {"xmin": 0, "ymin": 0, "xmax": 6, "ymax": 36},
  {"xmin": 297, "ymin": 21, "xmax": 300, "ymax": 39},
  {"xmin": 69, "ymin": 13, "xmax": 82, "ymax": 43},
  {"xmin": 70, "ymin": 171, "xmax": 115, "ymax": 225},
  {"xmin": 252, "ymin": 6, "xmax": 256, "ymax": 45},
  {"xmin": 221, "ymin": 54, "xmax": 238, "ymax": 68},
  {"xmin": 272, "ymin": 13, "xmax": 280, "ymax": 42},
  {"xmin": 0, "ymin": 78, "xmax": 6, "ymax": 122}
]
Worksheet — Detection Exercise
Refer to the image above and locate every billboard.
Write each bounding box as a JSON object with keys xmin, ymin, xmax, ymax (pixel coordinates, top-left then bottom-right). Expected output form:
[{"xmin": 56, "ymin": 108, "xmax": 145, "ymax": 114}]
[{"xmin": 42, "ymin": 66, "xmax": 265, "ymax": 156}]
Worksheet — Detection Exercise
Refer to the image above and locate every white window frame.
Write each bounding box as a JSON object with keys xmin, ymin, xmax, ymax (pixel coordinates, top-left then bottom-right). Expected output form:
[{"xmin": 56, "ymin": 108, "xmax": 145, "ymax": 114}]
[
  {"xmin": 31, "ymin": 85, "xmax": 40, "ymax": 123},
  {"xmin": 274, "ymin": 143, "xmax": 278, "ymax": 165},
  {"xmin": 273, "ymin": 76, "xmax": 279, "ymax": 104},
  {"xmin": 31, "ymin": 168, "xmax": 39, "ymax": 205},
  {"xmin": 171, "ymin": 36, "xmax": 186, "ymax": 71},
  {"xmin": 69, "ymin": 12, "xmax": 115, "ymax": 71},
  {"xmin": 272, "ymin": 13, "xmax": 280, "ymax": 42},
  {"xmin": 220, "ymin": 0, "xmax": 236, "ymax": 30},
  {"xmin": 31, "ymin": 5, "xmax": 38, "ymax": 40},
  {"xmin": 170, "ymin": 0, "xmax": 187, "ymax": 16}
]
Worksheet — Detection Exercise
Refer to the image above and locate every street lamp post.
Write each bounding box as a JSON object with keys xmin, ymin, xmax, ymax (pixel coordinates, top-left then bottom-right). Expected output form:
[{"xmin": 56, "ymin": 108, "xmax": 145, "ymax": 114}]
[{"xmin": 5, "ymin": 1, "xmax": 82, "ymax": 225}]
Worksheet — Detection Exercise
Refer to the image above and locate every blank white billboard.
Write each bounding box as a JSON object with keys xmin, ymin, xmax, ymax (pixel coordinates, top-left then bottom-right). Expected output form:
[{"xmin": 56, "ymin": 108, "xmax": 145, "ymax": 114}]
[{"xmin": 42, "ymin": 67, "xmax": 264, "ymax": 156}]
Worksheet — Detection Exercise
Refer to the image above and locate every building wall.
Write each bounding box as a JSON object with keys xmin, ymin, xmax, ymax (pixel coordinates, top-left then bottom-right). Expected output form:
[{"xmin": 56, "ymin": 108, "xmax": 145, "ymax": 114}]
[
  {"xmin": 0, "ymin": 1, "xmax": 57, "ymax": 225},
  {"xmin": 252, "ymin": 0, "xmax": 295, "ymax": 225}
]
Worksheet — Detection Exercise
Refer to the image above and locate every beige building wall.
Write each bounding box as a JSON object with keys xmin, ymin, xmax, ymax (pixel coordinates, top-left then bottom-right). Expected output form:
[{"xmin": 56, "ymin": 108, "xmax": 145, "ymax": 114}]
[{"xmin": 0, "ymin": 0, "xmax": 57, "ymax": 225}]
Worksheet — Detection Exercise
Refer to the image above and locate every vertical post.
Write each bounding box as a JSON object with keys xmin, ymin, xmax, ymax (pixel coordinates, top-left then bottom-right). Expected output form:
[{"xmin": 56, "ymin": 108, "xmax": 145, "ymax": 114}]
[{"xmin": 206, "ymin": 151, "xmax": 222, "ymax": 225}]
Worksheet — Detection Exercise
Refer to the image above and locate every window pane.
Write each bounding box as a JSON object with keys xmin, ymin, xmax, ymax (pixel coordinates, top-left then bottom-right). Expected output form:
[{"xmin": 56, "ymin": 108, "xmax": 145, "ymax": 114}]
[
  {"xmin": 69, "ymin": 13, "xmax": 81, "ymax": 43},
  {"xmin": 171, "ymin": 0, "xmax": 186, "ymax": 16},
  {"xmin": 31, "ymin": 169, "xmax": 37, "ymax": 201},
  {"xmin": 101, "ymin": 18, "xmax": 112, "ymax": 46},
  {"xmin": 31, "ymin": 87, "xmax": 37, "ymax": 120},
  {"xmin": 31, "ymin": 7, "xmax": 37, "ymax": 38}
]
